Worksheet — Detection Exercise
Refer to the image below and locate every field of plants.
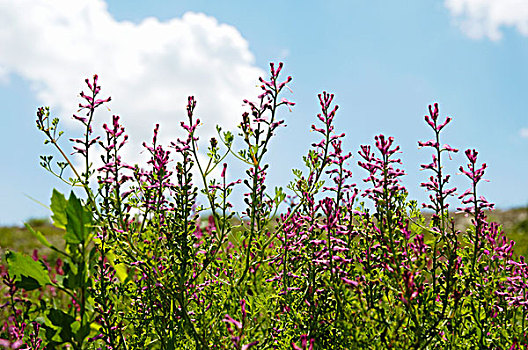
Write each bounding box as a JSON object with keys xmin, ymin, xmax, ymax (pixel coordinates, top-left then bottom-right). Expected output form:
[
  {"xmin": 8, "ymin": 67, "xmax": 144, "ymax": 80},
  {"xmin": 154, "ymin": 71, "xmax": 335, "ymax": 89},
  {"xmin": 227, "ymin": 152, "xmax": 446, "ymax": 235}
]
[{"xmin": 2, "ymin": 63, "xmax": 528, "ymax": 349}]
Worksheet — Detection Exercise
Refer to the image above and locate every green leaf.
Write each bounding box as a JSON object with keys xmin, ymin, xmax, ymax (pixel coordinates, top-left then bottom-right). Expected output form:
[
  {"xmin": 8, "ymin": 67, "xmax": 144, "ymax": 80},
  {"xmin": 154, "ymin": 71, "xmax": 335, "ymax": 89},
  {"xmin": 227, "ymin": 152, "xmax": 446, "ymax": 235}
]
[
  {"xmin": 115, "ymin": 263, "xmax": 128, "ymax": 283},
  {"xmin": 56, "ymin": 259, "xmax": 82, "ymax": 289},
  {"xmin": 223, "ymin": 130, "xmax": 233, "ymax": 144},
  {"xmin": 6, "ymin": 251, "xmax": 51, "ymax": 289},
  {"xmin": 24, "ymin": 223, "xmax": 52, "ymax": 248},
  {"xmin": 48, "ymin": 308, "xmax": 74, "ymax": 343},
  {"xmin": 107, "ymin": 251, "xmax": 127, "ymax": 283},
  {"xmin": 74, "ymin": 323, "xmax": 91, "ymax": 343},
  {"xmin": 274, "ymin": 186, "xmax": 286, "ymax": 204},
  {"xmin": 16, "ymin": 276, "xmax": 42, "ymax": 291},
  {"xmin": 50, "ymin": 189, "xmax": 68, "ymax": 229},
  {"xmin": 64, "ymin": 191, "xmax": 93, "ymax": 245}
]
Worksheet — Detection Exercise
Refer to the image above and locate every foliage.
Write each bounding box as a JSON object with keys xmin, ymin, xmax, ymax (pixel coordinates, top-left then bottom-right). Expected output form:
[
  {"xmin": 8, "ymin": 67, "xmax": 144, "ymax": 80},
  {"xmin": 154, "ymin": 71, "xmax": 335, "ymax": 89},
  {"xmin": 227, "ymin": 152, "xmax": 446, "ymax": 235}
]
[{"xmin": 1, "ymin": 64, "xmax": 528, "ymax": 349}]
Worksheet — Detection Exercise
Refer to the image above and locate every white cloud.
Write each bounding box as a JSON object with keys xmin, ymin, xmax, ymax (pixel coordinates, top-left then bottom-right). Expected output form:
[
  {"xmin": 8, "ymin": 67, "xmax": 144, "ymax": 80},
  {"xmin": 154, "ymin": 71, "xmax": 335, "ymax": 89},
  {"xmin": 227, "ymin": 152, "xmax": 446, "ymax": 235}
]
[
  {"xmin": 0, "ymin": 65, "xmax": 8, "ymax": 84},
  {"xmin": 445, "ymin": 0, "xmax": 528, "ymax": 40},
  {"xmin": 0, "ymin": 0, "xmax": 264, "ymax": 169},
  {"xmin": 520, "ymin": 128, "xmax": 528, "ymax": 138}
]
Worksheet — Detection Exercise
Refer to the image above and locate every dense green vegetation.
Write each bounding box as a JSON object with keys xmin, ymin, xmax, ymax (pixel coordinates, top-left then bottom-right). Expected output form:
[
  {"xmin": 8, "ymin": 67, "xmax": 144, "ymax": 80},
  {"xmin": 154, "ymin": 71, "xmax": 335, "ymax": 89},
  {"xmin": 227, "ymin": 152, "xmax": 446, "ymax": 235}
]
[
  {"xmin": 3, "ymin": 209, "xmax": 528, "ymax": 259},
  {"xmin": 3, "ymin": 66, "xmax": 528, "ymax": 349},
  {"xmin": 3, "ymin": 208, "xmax": 528, "ymax": 266}
]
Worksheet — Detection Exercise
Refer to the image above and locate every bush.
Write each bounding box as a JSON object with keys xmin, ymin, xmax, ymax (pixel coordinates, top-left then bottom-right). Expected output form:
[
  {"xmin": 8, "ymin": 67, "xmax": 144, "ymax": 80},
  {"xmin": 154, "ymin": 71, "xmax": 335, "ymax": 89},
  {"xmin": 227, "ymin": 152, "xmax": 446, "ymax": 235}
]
[{"xmin": 1, "ymin": 63, "xmax": 526, "ymax": 349}]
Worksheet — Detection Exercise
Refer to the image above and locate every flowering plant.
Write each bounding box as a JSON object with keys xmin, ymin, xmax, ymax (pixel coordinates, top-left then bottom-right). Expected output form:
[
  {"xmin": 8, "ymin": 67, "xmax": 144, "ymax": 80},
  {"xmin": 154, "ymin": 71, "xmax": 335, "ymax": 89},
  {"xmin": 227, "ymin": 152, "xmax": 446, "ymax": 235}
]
[{"xmin": 1, "ymin": 63, "xmax": 526, "ymax": 349}]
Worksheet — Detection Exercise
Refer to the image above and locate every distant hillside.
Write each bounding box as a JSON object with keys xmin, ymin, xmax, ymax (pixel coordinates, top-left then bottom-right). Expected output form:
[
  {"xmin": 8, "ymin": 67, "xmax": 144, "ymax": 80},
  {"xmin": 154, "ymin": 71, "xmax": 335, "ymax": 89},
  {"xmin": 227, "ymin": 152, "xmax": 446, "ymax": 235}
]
[{"xmin": 422, "ymin": 207, "xmax": 528, "ymax": 257}]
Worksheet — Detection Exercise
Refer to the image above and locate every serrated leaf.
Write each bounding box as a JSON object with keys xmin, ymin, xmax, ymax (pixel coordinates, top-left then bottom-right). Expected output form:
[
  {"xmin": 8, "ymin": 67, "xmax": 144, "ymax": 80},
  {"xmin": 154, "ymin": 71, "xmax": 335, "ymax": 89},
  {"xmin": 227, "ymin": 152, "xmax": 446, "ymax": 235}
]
[
  {"xmin": 50, "ymin": 189, "xmax": 68, "ymax": 229},
  {"xmin": 64, "ymin": 191, "xmax": 93, "ymax": 245},
  {"xmin": 6, "ymin": 251, "xmax": 51, "ymax": 288},
  {"xmin": 24, "ymin": 223, "xmax": 52, "ymax": 248}
]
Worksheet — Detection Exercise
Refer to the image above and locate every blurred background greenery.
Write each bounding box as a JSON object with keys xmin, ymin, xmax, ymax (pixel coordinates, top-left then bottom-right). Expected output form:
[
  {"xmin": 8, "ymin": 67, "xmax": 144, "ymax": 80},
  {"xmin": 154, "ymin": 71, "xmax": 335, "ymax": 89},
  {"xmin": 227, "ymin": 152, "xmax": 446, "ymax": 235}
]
[{"xmin": 0, "ymin": 218, "xmax": 64, "ymax": 263}]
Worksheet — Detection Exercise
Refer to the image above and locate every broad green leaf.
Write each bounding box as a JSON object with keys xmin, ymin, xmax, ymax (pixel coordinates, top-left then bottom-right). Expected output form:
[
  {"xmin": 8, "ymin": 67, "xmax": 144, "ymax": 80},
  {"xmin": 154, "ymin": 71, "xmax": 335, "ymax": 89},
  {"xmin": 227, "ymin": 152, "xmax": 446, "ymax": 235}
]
[
  {"xmin": 64, "ymin": 191, "xmax": 93, "ymax": 245},
  {"xmin": 15, "ymin": 276, "xmax": 42, "ymax": 291},
  {"xmin": 6, "ymin": 251, "xmax": 51, "ymax": 288},
  {"xmin": 50, "ymin": 189, "xmax": 68, "ymax": 229},
  {"xmin": 58, "ymin": 260, "xmax": 82, "ymax": 289},
  {"xmin": 74, "ymin": 323, "xmax": 91, "ymax": 343},
  {"xmin": 24, "ymin": 223, "xmax": 52, "ymax": 248},
  {"xmin": 48, "ymin": 308, "xmax": 74, "ymax": 343}
]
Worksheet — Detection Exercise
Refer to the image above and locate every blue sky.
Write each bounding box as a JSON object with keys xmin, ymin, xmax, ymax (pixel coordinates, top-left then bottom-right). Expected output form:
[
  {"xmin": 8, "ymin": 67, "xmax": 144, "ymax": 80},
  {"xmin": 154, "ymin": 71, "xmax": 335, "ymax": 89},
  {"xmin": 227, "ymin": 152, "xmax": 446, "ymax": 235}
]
[{"xmin": 1, "ymin": 0, "xmax": 527, "ymax": 225}]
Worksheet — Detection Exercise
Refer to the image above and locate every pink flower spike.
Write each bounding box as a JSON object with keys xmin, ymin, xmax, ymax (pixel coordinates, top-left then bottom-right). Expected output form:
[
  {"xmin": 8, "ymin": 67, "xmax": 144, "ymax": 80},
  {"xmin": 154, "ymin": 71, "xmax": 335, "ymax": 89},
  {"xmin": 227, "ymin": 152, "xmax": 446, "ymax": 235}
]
[
  {"xmin": 465, "ymin": 149, "xmax": 478, "ymax": 163},
  {"xmin": 84, "ymin": 78, "xmax": 93, "ymax": 91},
  {"xmin": 428, "ymin": 102, "xmax": 439, "ymax": 121},
  {"xmin": 342, "ymin": 277, "xmax": 358, "ymax": 286},
  {"xmin": 221, "ymin": 163, "xmax": 227, "ymax": 178},
  {"xmin": 442, "ymin": 144, "xmax": 458, "ymax": 153},
  {"xmin": 242, "ymin": 341, "xmax": 259, "ymax": 350},
  {"xmin": 418, "ymin": 140, "xmax": 437, "ymax": 148},
  {"xmin": 424, "ymin": 114, "xmax": 436, "ymax": 129},
  {"xmin": 223, "ymin": 314, "xmax": 242, "ymax": 329},
  {"xmin": 281, "ymin": 98, "xmax": 295, "ymax": 106},
  {"xmin": 437, "ymin": 116, "xmax": 452, "ymax": 131},
  {"xmin": 240, "ymin": 299, "xmax": 246, "ymax": 318},
  {"xmin": 300, "ymin": 334, "xmax": 307, "ymax": 347}
]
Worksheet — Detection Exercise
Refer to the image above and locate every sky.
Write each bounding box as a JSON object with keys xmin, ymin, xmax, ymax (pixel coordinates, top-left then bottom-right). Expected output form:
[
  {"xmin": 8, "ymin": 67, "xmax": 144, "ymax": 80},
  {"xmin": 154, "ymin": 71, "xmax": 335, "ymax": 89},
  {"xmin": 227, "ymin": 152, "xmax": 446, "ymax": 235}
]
[{"xmin": 0, "ymin": 0, "xmax": 527, "ymax": 226}]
